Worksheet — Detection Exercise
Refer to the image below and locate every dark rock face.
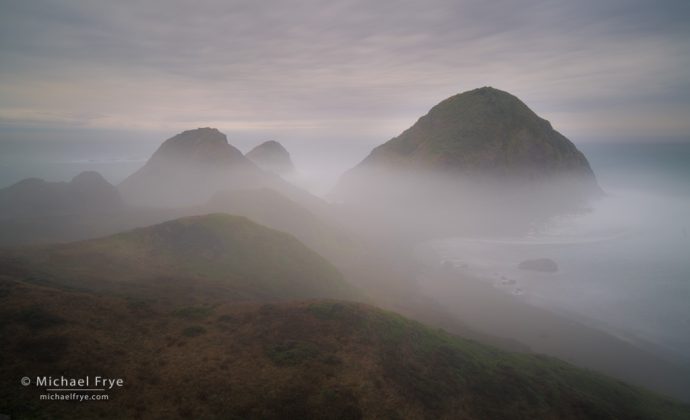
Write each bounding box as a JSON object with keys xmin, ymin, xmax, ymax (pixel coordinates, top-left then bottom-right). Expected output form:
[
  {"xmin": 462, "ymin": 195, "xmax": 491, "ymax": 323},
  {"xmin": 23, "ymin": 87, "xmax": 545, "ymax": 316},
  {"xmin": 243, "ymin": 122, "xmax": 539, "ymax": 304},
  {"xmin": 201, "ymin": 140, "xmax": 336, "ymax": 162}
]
[
  {"xmin": 246, "ymin": 140, "xmax": 295, "ymax": 175},
  {"xmin": 518, "ymin": 258, "xmax": 559, "ymax": 273},
  {"xmin": 0, "ymin": 171, "xmax": 123, "ymax": 220},
  {"xmin": 118, "ymin": 128, "xmax": 273, "ymax": 207}
]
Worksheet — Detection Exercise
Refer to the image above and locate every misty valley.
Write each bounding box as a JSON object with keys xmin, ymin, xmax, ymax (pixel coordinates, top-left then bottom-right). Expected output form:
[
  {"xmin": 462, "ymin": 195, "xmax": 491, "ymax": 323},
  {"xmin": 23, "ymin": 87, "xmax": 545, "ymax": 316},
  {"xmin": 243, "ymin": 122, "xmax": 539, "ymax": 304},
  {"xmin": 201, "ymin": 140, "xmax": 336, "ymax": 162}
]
[{"xmin": 1, "ymin": 87, "xmax": 689, "ymax": 419}]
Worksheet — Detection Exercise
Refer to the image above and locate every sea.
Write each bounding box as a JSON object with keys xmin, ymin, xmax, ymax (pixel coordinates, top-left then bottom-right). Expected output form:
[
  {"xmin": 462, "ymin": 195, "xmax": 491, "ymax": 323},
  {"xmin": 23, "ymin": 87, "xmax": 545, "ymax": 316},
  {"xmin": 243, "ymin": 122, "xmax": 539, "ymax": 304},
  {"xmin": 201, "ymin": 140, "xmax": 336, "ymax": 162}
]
[
  {"xmin": 0, "ymin": 136, "xmax": 159, "ymax": 186},
  {"xmin": 419, "ymin": 142, "xmax": 690, "ymax": 366}
]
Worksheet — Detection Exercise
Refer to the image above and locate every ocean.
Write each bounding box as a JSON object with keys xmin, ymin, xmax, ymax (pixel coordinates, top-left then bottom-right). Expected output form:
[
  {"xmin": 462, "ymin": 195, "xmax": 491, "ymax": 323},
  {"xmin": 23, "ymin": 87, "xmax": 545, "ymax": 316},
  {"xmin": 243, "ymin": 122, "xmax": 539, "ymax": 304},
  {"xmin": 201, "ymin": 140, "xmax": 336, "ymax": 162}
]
[
  {"xmin": 420, "ymin": 142, "xmax": 690, "ymax": 366},
  {"xmin": 0, "ymin": 137, "xmax": 158, "ymax": 187}
]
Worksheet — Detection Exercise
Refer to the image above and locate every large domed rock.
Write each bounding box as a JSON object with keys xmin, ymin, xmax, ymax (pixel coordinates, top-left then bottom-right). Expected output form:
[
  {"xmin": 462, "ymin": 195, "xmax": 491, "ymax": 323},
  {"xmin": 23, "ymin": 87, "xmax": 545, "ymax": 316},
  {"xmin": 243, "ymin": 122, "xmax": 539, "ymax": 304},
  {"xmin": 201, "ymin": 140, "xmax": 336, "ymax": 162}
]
[
  {"xmin": 334, "ymin": 87, "xmax": 602, "ymax": 236},
  {"xmin": 345, "ymin": 87, "xmax": 598, "ymax": 184}
]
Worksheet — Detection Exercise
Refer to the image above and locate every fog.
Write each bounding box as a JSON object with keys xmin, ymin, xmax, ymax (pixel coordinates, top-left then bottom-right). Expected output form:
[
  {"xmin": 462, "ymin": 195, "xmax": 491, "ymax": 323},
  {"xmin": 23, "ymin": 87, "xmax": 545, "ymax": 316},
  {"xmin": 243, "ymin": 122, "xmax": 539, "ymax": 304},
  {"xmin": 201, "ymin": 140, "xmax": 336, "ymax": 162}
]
[
  {"xmin": 1, "ymin": 130, "xmax": 689, "ymax": 404},
  {"xmin": 2, "ymin": 0, "xmax": 690, "ymax": 415},
  {"xmin": 413, "ymin": 184, "xmax": 690, "ymax": 386}
]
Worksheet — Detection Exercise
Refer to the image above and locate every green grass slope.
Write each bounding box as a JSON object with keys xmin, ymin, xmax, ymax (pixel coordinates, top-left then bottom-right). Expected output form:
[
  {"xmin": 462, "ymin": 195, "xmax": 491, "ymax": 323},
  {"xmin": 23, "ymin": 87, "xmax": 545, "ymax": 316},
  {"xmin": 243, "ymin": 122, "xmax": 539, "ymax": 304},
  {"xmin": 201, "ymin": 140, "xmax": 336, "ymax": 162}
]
[
  {"xmin": 204, "ymin": 188, "xmax": 356, "ymax": 266},
  {"xmin": 1, "ymin": 279, "xmax": 688, "ymax": 419},
  {"xmin": 0, "ymin": 213, "xmax": 358, "ymax": 303}
]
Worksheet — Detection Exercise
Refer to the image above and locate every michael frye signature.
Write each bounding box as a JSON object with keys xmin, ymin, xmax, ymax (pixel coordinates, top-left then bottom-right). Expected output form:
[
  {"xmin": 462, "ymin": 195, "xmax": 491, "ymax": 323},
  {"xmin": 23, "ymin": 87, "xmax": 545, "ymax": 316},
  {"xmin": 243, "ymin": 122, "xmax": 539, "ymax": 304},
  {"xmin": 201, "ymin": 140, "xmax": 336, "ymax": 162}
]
[{"xmin": 21, "ymin": 375, "xmax": 124, "ymax": 402}]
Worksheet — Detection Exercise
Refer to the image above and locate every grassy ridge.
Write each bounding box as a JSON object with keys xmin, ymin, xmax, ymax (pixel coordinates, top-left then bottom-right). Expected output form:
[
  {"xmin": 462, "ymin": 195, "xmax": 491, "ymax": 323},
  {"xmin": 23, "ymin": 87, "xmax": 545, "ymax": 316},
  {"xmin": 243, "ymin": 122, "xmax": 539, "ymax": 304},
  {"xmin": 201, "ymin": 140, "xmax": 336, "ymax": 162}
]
[
  {"xmin": 1, "ymin": 278, "xmax": 688, "ymax": 419},
  {"xmin": 1, "ymin": 213, "xmax": 688, "ymax": 419},
  {"xmin": 0, "ymin": 213, "xmax": 358, "ymax": 303}
]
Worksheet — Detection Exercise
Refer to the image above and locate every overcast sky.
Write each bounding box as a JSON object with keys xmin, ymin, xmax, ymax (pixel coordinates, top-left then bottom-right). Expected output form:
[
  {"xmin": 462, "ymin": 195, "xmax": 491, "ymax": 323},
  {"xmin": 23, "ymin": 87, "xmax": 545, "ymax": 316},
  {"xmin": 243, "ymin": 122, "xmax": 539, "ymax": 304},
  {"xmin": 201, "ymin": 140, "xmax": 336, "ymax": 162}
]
[{"xmin": 1, "ymin": 0, "xmax": 689, "ymax": 151}]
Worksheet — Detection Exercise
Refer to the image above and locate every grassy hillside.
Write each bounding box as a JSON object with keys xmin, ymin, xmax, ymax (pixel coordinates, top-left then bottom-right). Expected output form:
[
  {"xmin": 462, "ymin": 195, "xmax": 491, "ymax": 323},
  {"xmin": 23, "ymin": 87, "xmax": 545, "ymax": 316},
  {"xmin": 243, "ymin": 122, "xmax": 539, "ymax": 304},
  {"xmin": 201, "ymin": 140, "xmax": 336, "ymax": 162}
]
[
  {"xmin": 2, "ymin": 213, "xmax": 688, "ymax": 419},
  {"xmin": 1, "ymin": 278, "xmax": 688, "ymax": 419},
  {"xmin": 0, "ymin": 213, "xmax": 358, "ymax": 303},
  {"xmin": 204, "ymin": 188, "xmax": 356, "ymax": 266}
]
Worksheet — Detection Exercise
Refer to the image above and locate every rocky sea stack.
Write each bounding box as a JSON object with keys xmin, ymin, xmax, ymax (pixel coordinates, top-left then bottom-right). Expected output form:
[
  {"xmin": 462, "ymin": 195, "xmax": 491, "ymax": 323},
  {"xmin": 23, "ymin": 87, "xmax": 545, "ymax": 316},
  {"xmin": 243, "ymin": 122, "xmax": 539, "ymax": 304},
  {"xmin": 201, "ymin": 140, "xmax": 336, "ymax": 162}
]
[
  {"xmin": 247, "ymin": 140, "xmax": 295, "ymax": 175},
  {"xmin": 334, "ymin": 87, "xmax": 602, "ymax": 236},
  {"xmin": 118, "ymin": 128, "xmax": 271, "ymax": 207},
  {"xmin": 145, "ymin": 127, "xmax": 247, "ymax": 167},
  {"xmin": 0, "ymin": 171, "xmax": 123, "ymax": 219},
  {"xmin": 351, "ymin": 87, "xmax": 598, "ymax": 186}
]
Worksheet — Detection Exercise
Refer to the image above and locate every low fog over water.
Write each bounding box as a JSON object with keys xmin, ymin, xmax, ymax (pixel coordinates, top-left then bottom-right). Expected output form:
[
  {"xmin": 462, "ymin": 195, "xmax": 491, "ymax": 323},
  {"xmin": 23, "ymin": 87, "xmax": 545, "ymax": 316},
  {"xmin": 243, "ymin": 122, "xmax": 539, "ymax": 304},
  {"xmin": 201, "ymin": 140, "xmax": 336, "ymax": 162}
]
[
  {"xmin": 0, "ymin": 131, "xmax": 375, "ymax": 195},
  {"xmin": 1, "ymin": 131, "xmax": 689, "ymax": 400},
  {"xmin": 415, "ymin": 143, "xmax": 690, "ymax": 364}
]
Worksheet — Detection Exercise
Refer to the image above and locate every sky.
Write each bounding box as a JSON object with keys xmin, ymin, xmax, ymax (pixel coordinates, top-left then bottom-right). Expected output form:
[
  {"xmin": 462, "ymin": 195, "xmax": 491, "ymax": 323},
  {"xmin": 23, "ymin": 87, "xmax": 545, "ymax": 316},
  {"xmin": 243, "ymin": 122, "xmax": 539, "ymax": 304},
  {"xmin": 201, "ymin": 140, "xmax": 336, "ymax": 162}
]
[{"xmin": 1, "ymin": 0, "xmax": 689, "ymax": 156}]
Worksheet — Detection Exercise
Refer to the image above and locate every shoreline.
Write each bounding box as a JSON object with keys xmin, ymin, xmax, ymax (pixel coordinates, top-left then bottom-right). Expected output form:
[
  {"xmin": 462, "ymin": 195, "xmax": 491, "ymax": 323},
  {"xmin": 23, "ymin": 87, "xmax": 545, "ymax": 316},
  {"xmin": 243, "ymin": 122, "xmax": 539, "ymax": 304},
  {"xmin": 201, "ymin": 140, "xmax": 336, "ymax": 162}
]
[{"xmin": 414, "ymin": 264, "xmax": 690, "ymax": 403}]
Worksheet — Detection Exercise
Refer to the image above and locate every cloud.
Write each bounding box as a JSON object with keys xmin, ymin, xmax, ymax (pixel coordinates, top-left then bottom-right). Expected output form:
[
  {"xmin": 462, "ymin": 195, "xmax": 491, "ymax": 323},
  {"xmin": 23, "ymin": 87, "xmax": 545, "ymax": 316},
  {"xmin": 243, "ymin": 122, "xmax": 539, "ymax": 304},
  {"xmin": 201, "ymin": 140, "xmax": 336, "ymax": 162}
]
[{"xmin": 0, "ymin": 0, "xmax": 689, "ymax": 141}]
